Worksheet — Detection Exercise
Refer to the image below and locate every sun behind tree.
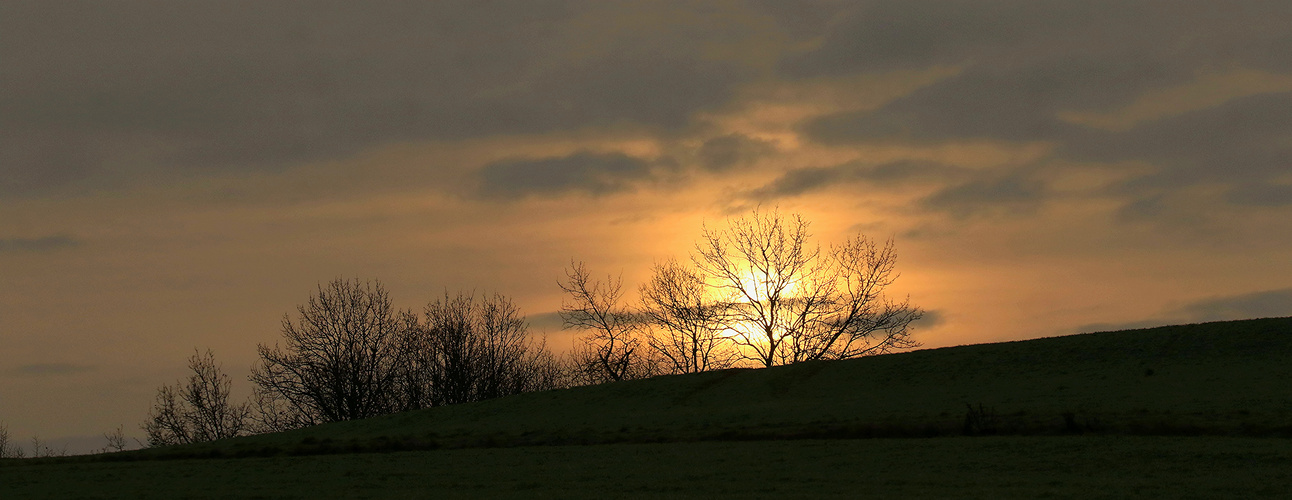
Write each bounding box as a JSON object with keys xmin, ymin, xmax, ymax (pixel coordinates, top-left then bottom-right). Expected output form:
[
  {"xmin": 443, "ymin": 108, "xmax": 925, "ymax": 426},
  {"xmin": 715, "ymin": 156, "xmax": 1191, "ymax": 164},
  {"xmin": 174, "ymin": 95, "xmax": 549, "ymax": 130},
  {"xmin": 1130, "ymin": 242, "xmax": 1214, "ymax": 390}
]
[
  {"xmin": 565, "ymin": 207, "xmax": 924, "ymax": 376},
  {"xmin": 692, "ymin": 207, "xmax": 923, "ymax": 367}
]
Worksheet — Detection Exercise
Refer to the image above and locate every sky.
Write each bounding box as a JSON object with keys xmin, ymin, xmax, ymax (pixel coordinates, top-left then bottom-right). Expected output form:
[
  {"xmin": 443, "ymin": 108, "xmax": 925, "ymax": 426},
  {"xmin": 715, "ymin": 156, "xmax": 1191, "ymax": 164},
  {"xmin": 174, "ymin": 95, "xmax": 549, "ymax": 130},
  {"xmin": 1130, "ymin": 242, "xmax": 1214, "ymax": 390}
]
[{"xmin": 3, "ymin": 0, "xmax": 1292, "ymax": 452}]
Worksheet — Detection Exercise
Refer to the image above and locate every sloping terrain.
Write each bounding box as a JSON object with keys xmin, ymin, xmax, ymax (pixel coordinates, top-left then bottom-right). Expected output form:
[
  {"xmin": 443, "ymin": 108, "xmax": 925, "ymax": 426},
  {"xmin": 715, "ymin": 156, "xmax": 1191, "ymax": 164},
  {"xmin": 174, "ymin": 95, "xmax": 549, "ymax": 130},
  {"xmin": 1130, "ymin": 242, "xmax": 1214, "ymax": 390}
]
[
  {"xmin": 124, "ymin": 316, "xmax": 1292, "ymax": 459},
  {"xmin": 5, "ymin": 317, "xmax": 1292, "ymax": 498}
]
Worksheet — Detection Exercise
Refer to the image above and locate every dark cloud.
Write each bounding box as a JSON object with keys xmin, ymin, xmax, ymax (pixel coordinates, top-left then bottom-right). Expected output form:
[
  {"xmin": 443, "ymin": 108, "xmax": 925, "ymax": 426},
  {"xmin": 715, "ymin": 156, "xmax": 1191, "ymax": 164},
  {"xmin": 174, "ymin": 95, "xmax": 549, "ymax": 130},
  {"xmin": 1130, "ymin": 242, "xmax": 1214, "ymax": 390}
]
[
  {"xmin": 748, "ymin": 159, "xmax": 1052, "ymax": 218},
  {"xmin": 1228, "ymin": 184, "xmax": 1292, "ymax": 207},
  {"xmin": 477, "ymin": 151, "xmax": 655, "ymax": 199},
  {"xmin": 0, "ymin": 1, "xmax": 761, "ymax": 196},
  {"xmin": 9, "ymin": 363, "xmax": 95, "ymax": 376},
  {"xmin": 1076, "ymin": 287, "xmax": 1292, "ymax": 333},
  {"xmin": 0, "ymin": 132, "xmax": 100, "ymax": 197},
  {"xmin": 919, "ymin": 171, "xmax": 1047, "ymax": 218},
  {"xmin": 802, "ymin": 58, "xmax": 1168, "ymax": 143},
  {"xmin": 1180, "ymin": 288, "xmax": 1292, "ymax": 322},
  {"xmin": 780, "ymin": 1, "xmax": 1116, "ymax": 77},
  {"xmin": 0, "ymin": 235, "xmax": 80, "ymax": 253},
  {"xmin": 782, "ymin": 1, "xmax": 1291, "ymax": 79},
  {"xmin": 790, "ymin": 1, "xmax": 1292, "ymax": 217},
  {"xmin": 755, "ymin": 166, "xmax": 845, "ymax": 198},
  {"xmin": 1065, "ymin": 92, "xmax": 1292, "ymax": 196},
  {"xmin": 913, "ymin": 309, "xmax": 945, "ymax": 329},
  {"xmin": 697, "ymin": 134, "xmax": 776, "ymax": 172},
  {"xmin": 750, "ymin": 160, "xmax": 964, "ymax": 199},
  {"xmin": 747, "ymin": 0, "xmax": 845, "ymax": 41},
  {"xmin": 525, "ymin": 311, "xmax": 566, "ymax": 334}
]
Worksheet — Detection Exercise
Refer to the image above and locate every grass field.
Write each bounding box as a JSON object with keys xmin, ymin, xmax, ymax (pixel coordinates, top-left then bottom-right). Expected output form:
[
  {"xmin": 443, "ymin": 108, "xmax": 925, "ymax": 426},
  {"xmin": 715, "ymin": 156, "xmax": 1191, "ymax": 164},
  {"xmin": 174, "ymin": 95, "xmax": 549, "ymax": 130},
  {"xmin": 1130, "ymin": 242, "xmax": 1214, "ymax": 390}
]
[
  {"xmin": 4, "ymin": 437, "xmax": 1292, "ymax": 498},
  {"xmin": 3, "ymin": 317, "xmax": 1291, "ymax": 497}
]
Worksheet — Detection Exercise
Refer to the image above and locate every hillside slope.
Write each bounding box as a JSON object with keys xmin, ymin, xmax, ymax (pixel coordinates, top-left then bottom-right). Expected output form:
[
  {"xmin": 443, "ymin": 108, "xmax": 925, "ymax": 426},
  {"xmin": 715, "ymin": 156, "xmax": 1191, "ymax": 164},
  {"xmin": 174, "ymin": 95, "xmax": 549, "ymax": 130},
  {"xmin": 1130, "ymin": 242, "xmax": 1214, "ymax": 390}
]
[{"xmin": 131, "ymin": 317, "xmax": 1292, "ymax": 458}]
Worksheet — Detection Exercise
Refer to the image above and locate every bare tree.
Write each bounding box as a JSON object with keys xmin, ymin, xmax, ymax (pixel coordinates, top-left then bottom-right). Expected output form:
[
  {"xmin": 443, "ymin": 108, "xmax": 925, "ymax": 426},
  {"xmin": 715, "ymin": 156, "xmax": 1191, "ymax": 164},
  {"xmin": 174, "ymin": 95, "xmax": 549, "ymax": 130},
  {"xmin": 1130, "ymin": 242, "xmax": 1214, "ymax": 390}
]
[
  {"xmin": 517, "ymin": 335, "xmax": 569, "ymax": 392},
  {"xmin": 143, "ymin": 349, "xmax": 251, "ymax": 446},
  {"xmin": 99, "ymin": 425, "xmax": 130, "ymax": 453},
  {"xmin": 250, "ymin": 278, "xmax": 416, "ymax": 426},
  {"xmin": 410, "ymin": 291, "xmax": 565, "ymax": 406},
  {"xmin": 798, "ymin": 235, "xmax": 923, "ymax": 359},
  {"xmin": 559, "ymin": 261, "xmax": 654, "ymax": 384},
  {"xmin": 0, "ymin": 423, "xmax": 21, "ymax": 458},
  {"xmin": 28, "ymin": 436, "xmax": 65, "ymax": 458},
  {"xmin": 248, "ymin": 386, "xmax": 312, "ymax": 434},
  {"xmin": 693, "ymin": 208, "xmax": 921, "ymax": 367},
  {"xmin": 639, "ymin": 258, "xmax": 736, "ymax": 374}
]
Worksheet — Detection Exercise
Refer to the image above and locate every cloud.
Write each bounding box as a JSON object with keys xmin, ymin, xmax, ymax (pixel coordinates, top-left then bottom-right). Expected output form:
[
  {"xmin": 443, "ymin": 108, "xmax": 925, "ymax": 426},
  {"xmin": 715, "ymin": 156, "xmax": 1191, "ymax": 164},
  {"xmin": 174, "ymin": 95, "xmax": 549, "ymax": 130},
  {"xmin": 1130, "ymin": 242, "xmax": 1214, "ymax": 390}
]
[
  {"xmin": 696, "ymin": 134, "xmax": 776, "ymax": 172},
  {"xmin": 1227, "ymin": 183, "xmax": 1292, "ymax": 207},
  {"xmin": 913, "ymin": 309, "xmax": 945, "ymax": 329},
  {"xmin": 477, "ymin": 151, "xmax": 656, "ymax": 199},
  {"xmin": 787, "ymin": 1, "xmax": 1292, "ymax": 217},
  {"xmin": 1064, "ymin": 92, "xmax": 1292, "ymax": 197},
  {"xmin": 801, "ymin": 61, "xmax": 1143, "ymax": 144},
  {"xmin": 1076, "ymin": 287, "xmax": 1292, "ymax": 333},
  {"xmin": 8, "ymin": 363, "xmax": 96, "ymax": 376},
  {"xmin": 0, "ymin": 235, "xmax": 80, "ymax": 253},
  {"xmin": 749, "ymin": 160, "xmax": 964, "ymax": 199},
  {"xmin": 0, "ymin": 1, "xmax": 764, "ymax": 197},
  {"xmin": 1179, "ymin": 288, "xmax": 1292, "ymax": 322},
  {"xmin": 525, "ymin": 311, "xmax": 566, "ymax": 334},
  {"xmin": 779, "ymin": 2, "xmax": 1111, "ymax": 77},
  {"xmin": 918, "ymin": 171, "xmax": 1048, "ymax": 218},
  {"xmin": 747, "ymin": 159, "xmax": 1052, "ymax": 219}
]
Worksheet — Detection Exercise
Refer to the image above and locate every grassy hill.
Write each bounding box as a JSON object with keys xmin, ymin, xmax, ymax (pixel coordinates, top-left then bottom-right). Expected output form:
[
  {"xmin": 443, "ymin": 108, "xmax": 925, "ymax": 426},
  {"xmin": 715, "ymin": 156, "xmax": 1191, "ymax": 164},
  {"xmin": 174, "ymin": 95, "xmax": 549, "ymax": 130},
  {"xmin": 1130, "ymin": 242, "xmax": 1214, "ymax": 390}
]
[
  {"xmin": 4, "ymin": 317, "xmax": 1292, "ymax": 498},
  {"xmin": 126, "ymin": 316, "xmax": 1292, "ymax": 459}
]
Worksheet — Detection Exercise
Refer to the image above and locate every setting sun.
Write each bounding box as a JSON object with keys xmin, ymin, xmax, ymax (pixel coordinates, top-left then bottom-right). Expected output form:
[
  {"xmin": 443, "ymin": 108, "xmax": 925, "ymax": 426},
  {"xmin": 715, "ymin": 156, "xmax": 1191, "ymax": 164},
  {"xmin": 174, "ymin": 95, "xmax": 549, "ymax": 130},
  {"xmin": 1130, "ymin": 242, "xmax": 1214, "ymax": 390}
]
[{"xmin": 2, "ymin": 7, "xmax": 1290, "ymax": 496}]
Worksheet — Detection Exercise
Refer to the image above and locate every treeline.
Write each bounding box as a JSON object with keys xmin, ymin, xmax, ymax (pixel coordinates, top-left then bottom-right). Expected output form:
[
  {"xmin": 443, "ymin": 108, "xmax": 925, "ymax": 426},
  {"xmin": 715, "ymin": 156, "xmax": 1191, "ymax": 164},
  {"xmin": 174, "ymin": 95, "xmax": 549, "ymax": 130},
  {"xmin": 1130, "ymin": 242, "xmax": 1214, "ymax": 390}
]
[
  {"xmin": 144, "ymin": 286, "xmax": 564, "ymax": 445},
  {"xmin": 139, "ymin": 208, "xmax": 924, "ymax": 448},
  {"xmin": 560, "ymin": 208, "xmax": 923, "ymax": 382},
  {"xmin": 0, "ymin": 424, "xmax": 69, "ymax": 458}
]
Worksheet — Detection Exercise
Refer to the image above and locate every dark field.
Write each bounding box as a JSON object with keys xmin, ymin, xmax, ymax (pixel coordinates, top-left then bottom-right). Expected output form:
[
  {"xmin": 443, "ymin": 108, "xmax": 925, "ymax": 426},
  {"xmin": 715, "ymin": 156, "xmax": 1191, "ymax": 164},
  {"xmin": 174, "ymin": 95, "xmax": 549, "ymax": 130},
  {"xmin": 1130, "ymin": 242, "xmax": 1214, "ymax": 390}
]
[
  {"xmin": 3, "ymin": 317, "xmax": 1291, "ymax": 497},
  {"xmin": 4, "ymin": 437, "xmax": 1292, "ymax": 498}
]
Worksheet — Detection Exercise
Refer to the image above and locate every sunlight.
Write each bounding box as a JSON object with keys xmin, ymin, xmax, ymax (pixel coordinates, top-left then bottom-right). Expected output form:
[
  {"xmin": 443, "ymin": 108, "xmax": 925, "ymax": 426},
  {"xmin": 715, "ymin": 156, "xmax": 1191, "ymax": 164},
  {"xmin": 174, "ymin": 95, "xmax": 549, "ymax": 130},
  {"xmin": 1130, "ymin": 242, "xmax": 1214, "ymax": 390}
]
[
  {"xmin": 722, "ymin": 319, "xmax": 762, "ymax": 341},
  {"xmin": 734, "ymin": 273, "xmax": 800, "ymax": 303}
]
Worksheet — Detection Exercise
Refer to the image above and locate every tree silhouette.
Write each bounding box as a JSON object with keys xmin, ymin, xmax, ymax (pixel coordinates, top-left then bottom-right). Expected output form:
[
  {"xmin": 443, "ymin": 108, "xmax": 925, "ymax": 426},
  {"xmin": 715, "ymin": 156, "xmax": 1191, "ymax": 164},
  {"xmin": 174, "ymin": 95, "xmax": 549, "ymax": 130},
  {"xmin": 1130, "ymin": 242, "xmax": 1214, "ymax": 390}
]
[
  {"xmin": 143, "ymin": 349, "xmax": 250, "ymax": 446},
  {"xmin": 560, "ymin": 261, "xmax": 655, "ymax": 383},
  {"xmin": 408, "ymin": 291, "xmax": 565, "ymax": 407},
  {"xmin": 693, "ymin": 208, "xmax": 921, "ymax": 366},
  {"xmin": 251, "ymin": 278, "xmax": 416, "ymax": 426},
  {"xmin": 639, "ymin": 258, "xmax": 736, "ymax": 373},
  {"xmin": 99, "ymin": 425, "xmax": 130, "ymax": 453},
  {"xmin": 0, "ymin": 423, "xmax": 19, "ymax": 458}
]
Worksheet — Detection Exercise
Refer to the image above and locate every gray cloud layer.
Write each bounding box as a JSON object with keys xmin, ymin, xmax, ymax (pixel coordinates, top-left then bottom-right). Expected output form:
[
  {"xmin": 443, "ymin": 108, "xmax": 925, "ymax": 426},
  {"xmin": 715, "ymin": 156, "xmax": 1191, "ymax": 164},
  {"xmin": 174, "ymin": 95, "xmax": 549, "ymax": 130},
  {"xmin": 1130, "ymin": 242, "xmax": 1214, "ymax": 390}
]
[
  {"xmin": 1180, "ymin": 288, "xmax": 1292, "ymax": 322},
  {"xmin": 477, "ymin": 151, "xmax": 658, "ymax": 198},
  {"xmin": 0, "ymin": 1, "xmax": 770, "ymax": 197},
  {"xmin": 1079, "ymin": 287, "xmax": 1292, "ymax": 333},
  {"xmin": 787, "ymin": 1, "xmax": 1292, "ymax": 216},
  {"xmin": 6, "ymin": 1, "xmax": 1291, "ymax": 214},
  {"xmin": 750, "ymin": 160, "xmax": 966, "ymax": 198}
]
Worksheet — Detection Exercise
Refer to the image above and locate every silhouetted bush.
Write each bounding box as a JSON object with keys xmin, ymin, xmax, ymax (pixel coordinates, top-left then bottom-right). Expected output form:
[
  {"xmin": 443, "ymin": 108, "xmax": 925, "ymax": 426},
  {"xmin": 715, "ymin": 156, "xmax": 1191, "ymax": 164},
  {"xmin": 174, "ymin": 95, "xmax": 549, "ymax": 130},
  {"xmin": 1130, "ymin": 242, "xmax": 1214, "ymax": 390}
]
[
  {"xmin": 251, "ymin": 279, "xmax": 415, "ymax": 428},
  {"xmin": 144, "ymin": 349, "xmax": 250, "ymax": 446},
  {"xmin": 249, "ymin": 279, "xmax": 568, "ymax": 432}
]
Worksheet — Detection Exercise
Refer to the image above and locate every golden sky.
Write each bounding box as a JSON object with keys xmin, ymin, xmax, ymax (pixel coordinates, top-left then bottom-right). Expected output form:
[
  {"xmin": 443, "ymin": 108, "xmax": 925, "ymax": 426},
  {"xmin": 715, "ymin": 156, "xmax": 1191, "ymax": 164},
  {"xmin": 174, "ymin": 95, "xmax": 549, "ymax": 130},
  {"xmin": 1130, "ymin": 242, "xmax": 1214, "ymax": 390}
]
[{"xmin": 3, "ymin": 1, "xmax": 1292, "ymax": 451}]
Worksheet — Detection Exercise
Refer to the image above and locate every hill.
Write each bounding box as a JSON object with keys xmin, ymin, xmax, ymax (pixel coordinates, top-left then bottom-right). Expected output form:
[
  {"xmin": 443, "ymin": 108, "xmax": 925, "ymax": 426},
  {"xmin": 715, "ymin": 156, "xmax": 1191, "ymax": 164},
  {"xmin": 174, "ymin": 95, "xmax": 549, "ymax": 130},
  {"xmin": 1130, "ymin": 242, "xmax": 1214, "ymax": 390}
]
[
  {"xmin": 5, "ymin": 317, "xmax": 1292, "ymax": 498},
  {"xmin": 126, "ymin": 316, "xmax": 1292, "ymax": 459}
]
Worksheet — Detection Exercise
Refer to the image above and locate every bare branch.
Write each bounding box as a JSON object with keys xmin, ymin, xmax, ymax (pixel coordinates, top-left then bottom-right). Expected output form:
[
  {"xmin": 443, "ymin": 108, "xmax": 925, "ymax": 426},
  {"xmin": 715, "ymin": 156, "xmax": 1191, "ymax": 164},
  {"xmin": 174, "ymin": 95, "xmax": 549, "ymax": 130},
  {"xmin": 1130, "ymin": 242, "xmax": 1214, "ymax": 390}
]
[
  {"xmin": 639, "ymin": 258, "xmax": 737, "ymax": 374},
  {"xmin": 559, "ymin": 261, "xmax": 653, "ymax": 383},
  {"xmin": 691, "ymin": 208, "xmax": 921, "ymax": 366},
  {"xmin": 250, "ymin": 278, "xmax": 411, "ymax": 426},
  {"xmin": 143, "ymin": 349, "xmax": 250, "ymax": 446}
]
